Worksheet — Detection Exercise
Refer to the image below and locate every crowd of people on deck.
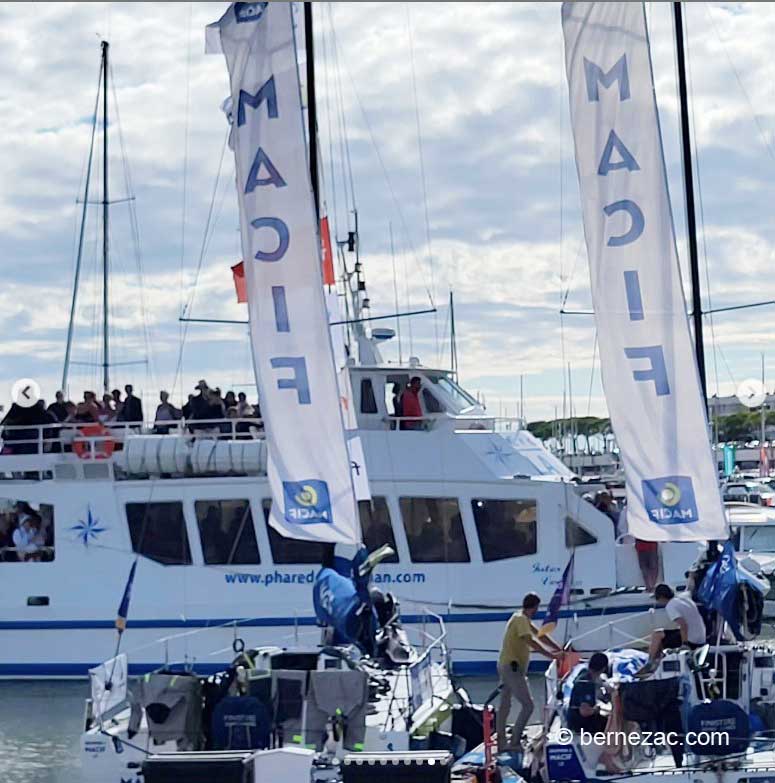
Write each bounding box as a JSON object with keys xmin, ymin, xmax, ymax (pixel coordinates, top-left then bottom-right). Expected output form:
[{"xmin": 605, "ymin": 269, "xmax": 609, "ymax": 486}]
[
  {"xmin": 0, "ymin": 502, "xmax": 54, "ymax": 562},
  {"xmin": 0, "ymin": 380, "xmax": 263, "ymax": 453}
]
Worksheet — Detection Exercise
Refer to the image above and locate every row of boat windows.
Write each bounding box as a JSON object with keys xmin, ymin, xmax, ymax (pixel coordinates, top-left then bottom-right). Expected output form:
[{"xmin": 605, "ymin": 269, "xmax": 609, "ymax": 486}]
[{"xmin": 125, "ymin": 497, "xmax": 598, "ymax": 567}]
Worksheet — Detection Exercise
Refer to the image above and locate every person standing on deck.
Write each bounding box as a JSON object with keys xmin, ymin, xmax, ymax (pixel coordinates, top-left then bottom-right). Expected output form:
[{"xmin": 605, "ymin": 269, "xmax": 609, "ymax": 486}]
[
  {"xmin": 400, "ymin": 377, "xmax": 423, "ymax": 430},
  {"xmin": 119, "ymin": 384, "xmax": 143, "ymax": 423},
  {"xmin": 496, "ymin": 592, "xmax": 563, "ymax": 752}
]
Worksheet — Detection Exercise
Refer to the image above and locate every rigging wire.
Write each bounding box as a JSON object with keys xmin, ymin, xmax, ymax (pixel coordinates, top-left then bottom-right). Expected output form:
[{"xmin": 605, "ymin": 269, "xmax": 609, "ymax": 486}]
[
  {"xmin": 586, "ymin": 330, "xmax": 598, "ymax": 417},
  {"xmin": 684, "ymin": 7, "xmax": 723, "ymax": 400},
  {"xmin": 179, "ymin": 2, "xmax": 194, "ymax": 389},
  {"xmin": 405, "ymin": 3, "xmax": 439, "ymax": 360},
  {"xmin": 704, "ymin": 2, "xmax": 775, "ymax": 165},
  {"xmin": 320, "ymin": 9, "xmax": 340, "ymax": 238},
  {"xmin": 109, "ymin": 65, "xmax": 157, "ymax": 392},
  {"xmin": 327, "ymin": 5, "xmax": 434, "ymax": 307},
  {"xmin": 171, "ymin": 127, "xmax": 232, "ymax": 397}
]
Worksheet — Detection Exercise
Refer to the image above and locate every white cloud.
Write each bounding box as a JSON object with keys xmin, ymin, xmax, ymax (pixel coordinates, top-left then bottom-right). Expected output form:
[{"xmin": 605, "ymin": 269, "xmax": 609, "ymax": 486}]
[{"xmin": 1, "ymin": 2, "xmax": 775, "ymax": 423}]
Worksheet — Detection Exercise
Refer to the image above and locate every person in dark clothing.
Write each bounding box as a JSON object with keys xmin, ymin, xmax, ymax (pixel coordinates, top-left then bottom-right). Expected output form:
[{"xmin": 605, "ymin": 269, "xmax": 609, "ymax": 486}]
[
  {"xmin": 594, "ymin": 491, "xmax": 620, "ymax": 536},
  {"xmin": 47, "ymin": 391, "xmax": 69, "ymax": 423},
  {"xmin": 392, "ymin": 383, "xmax": 403, "ymax": 418},
  {"xmin": 118, "ymin": 384, "xmax": 143, "ymax": 423},
  {"xmin": 568, "ymin": 652, "xmax": 610, "ymax": 734}
]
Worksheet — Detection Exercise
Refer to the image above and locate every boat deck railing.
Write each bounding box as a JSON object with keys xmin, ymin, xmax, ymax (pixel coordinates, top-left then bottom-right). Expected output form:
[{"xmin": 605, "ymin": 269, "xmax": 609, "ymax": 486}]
[{"xmin": 0, "ymin": 413, "xmax": 527, "ymax": 478}]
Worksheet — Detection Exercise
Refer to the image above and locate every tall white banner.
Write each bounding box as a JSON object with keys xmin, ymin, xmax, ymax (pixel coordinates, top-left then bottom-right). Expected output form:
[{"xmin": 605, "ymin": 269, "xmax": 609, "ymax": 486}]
[
  {"xmin": 208, "ymin": 2, "xmax": 360, "ymax": 545},
  {"xmin": 562, "ymin": 3, "xmax": 726, "ymax": 542}
]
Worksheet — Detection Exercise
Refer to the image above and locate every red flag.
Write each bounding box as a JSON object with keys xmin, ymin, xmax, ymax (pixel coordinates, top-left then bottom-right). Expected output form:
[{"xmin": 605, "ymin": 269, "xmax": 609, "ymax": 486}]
[
  {"xmin": 320, "ymin": 216, "xmax": 335, "ymax": 286},
  {"xmin": 231, "ymin": 261, "xmax": 247, "ymax": 303}
]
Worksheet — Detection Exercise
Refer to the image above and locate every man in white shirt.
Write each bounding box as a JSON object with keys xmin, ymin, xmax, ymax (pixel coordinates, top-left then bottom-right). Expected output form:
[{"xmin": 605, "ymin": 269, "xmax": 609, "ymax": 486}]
[
  {"xmin": 12, "ymin": 513, "xmax": 42, "ymax": 561},
  {"xmin": 648, "ymin": 583, "xmax": 707, "ymax": 660}
]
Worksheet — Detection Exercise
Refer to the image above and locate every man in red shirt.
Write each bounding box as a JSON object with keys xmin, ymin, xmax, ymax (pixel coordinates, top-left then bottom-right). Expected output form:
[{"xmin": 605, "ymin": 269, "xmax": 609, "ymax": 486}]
[{"xmin": 400, "ymin": 377, "xmax": 423, "ymax": 430}]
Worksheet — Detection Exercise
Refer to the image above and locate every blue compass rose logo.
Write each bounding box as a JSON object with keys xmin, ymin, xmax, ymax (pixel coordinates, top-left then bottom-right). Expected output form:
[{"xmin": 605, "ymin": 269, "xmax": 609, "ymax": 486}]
[
  {"xmin": 70, "ymin": 507, "xmax": 107, "ymax": 546},
  {"xmin": 485, "ymin": 439, "xmax": 516, "ymax": 466}
]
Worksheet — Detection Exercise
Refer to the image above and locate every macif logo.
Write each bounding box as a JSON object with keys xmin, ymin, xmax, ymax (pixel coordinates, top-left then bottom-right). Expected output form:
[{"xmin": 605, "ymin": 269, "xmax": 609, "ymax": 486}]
[
  {"xmin": 283, "ymin": 480, "xmax": 333, "ymax": 525},
  {"xmin": 235, "ymin": 2, "xmax": 268, "ymax": 24},
  {"xmin": 642, "ymin": 476, "xmax": 698, "ymax": 524}
]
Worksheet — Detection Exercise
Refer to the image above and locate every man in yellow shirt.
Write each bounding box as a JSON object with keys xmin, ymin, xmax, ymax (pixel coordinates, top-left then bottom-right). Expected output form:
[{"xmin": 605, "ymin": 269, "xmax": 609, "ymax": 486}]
[{"xmin": 496, "ymin": 592, "xmax": 563, "ymax": 752}]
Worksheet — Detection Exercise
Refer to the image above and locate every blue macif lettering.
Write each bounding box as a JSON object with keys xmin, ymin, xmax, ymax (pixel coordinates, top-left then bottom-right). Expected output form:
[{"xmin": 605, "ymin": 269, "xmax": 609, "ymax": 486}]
[
  {"xmin": 584, "ymin": 54, "xmax": 630, "ymax": 102},
  {"xmin": 624, "ymin": 346, "xmax": 670, "ymax": 396},
  {"xmin": 251, "ymin": 217, "xmax": 289, "ymax": 262},
  {"xmin": 245, "ymin": 147, "xmax": 286, "ymax": 193},
  {"xmin": 270, "ymin": 357, "xmax": 311, "ymax": 404},
  {"xmin": 603, "ymin": 200, "xmax": 644, "ymax": 246},
  {"xmin": 237, "ymin": 76, "xmax": 278, "ymax": 126},
  {"xmin": 623, "ymin": 270, "xmax": 644, "ymax": 321},
  {"xmin": 271, "ymin": 286, "xmax": 290, "ymax": 332},
  {"xmin": 598, "ymin": 130, "xmax": 640, "ymax": 175}
]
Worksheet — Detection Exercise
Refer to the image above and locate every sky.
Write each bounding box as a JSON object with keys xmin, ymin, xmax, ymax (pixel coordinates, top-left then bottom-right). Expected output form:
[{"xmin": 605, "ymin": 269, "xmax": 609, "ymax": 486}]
[{"xmin": 1, "ymin": 1, "xmax": 775, "ymax": 422}]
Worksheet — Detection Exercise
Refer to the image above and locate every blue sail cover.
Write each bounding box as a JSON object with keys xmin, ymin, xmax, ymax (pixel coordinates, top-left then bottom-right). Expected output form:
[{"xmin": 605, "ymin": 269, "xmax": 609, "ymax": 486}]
[
  {"xmin": 313, "ymin": 568, "xmax": 363, "ymax": 643},
  {"xmin": 697, "ymin": 541, "xmax": 764, "ymax": 640}
]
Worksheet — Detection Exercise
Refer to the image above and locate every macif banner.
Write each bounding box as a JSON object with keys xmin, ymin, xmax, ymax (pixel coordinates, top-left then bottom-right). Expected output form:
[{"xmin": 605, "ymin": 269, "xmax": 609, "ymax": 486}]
[
  {"xmin": 207, "ymin": 2, "xmax": 360, "ymax": 545},
  {"xmin": 562, "ymin": 3, "xmax": 727, "ymax": 541}
]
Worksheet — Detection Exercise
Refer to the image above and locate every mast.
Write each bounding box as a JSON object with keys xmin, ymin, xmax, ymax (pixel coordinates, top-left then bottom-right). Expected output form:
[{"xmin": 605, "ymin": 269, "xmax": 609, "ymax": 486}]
[
  {"xmin": 63, "ymin": 57, "xmax": 102, "ymax": 393},
  {"xmin": 449, "ymin": 290, "xmax": 458, "ymax": 382},
  {"xmin": 303, "ymin": 3, "xmax": 319, "ymax": 218},
  {"xmin": 101, "ymin": 40, "xmax": 110, "ymax": 393},
  {"xmin": 672, "ymin": 2, "xmax": 707, "ymax": 407}
]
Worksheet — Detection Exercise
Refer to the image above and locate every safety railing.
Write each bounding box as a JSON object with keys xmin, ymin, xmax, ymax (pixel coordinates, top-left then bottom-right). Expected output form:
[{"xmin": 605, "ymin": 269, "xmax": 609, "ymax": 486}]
[
  {"xmin": 0, "ymin": 417, "xmax": 267, "ymax": 459},
  {"xmin": 379, "ymin": 413, "xmax": 526, "ymax": 433}
]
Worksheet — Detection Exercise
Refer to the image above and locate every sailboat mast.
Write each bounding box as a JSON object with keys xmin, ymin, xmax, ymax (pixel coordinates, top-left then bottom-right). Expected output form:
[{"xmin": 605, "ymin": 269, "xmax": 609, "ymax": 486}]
[
  {"xmin": 672, "ymin": 3, "xmax": 707, "ymax": 407},
  {"xmin": 303, "ymin": 3, "xmax": 319, "ymax": 219},
  {"xmin": 101, "ymin": 40, "xmax": 110, "ymax": 393},
  {"xmin": 62, "ymin": 57, "xmax": 102, "ymax": 394}
]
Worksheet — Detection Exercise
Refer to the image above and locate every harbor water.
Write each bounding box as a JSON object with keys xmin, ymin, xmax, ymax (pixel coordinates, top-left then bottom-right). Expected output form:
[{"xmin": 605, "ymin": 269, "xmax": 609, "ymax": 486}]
[{"xmin": 0, "ymin": 675, "xmax": 547, "ymax": 782}]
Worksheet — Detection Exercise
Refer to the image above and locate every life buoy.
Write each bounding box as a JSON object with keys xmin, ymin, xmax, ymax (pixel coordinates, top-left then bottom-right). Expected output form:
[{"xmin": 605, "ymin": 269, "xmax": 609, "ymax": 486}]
[{"xmin": 73, "ymin": 423, "xmax": 115, "ymax": 460}]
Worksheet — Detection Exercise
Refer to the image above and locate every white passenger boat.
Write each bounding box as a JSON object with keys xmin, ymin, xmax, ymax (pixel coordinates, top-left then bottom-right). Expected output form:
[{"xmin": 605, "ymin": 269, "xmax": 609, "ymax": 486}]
[
  {"xmin": 0, "ymin": 0, "xmax": 702, "ymax": 681},
  {"xmin": 0, "ymin": 369, "xmax": 689, "ymax": 678}
]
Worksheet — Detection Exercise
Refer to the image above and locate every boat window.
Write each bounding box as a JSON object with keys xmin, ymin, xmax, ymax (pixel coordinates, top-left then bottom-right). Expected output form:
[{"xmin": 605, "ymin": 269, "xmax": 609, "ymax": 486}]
[
  {"xmin": 262, "ymin": 500, "xmax": 334, "ymax": 564},
  {"xmin": 384, "ymin": 375, "xmax": 410, "ymax": 418},
  {"xmin": 358, "ymin": 498, "xmax": 399, "ymax": 562},
  {"xmin": 427, "ymin": 374, "xmax": 479, "ymax": 412},
  {"xmin": 740, "ymin": 525, "xmax": 775, "ymax": 551},
  {"xmin": 399, "ymin": 497, "xmax": 469, "ymax": 563},
  {"xmin": 360, "ymin": 379, "xmax": 378, "ymax": 414},
  {"xmin": 126, "ymin": 502, "xmax": 191, "ymax": 565},
  {"xmin": 471, "ymin": 499, "xmax": 537, "ymax": 561},
  {"xmin": 0, "ymin": 500, "xmax": 55, "ymax": 563},
  {"xmin": 195, "ymin": 500, "xmax": 260, "ymax": 565},
  {"xmin": 422, "ymin": 389, "xmax": 444, "ymax": 414},
  {"xmin": 565, "ymin": 517, "xmax": 597, "ymax": 548}
]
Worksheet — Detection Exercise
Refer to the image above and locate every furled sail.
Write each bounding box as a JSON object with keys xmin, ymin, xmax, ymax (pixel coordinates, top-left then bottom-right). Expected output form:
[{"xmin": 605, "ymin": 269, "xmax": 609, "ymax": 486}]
[
  {"xmin": 207, "ymin": 2, "xmax": 360, "ymax": 545},
  {"xmin": 561, "ymin": 3, "xmax": 727, "ymax": 542}
]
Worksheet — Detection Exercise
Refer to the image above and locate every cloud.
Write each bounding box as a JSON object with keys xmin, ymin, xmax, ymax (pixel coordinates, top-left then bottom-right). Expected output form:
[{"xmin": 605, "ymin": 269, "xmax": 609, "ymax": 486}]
[{"xmin": 1, "ymin": 2, "xmax": 774, "ymax": 424}]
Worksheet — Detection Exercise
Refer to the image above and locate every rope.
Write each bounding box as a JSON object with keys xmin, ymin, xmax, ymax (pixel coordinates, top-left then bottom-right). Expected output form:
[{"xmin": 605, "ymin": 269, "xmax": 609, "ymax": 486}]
[
  {"xmin": 171, "ymin": 127, "xmax": 232, "ymax": 397},
  {"xmin": 178, "ymin": 2, "xmax": 194, "ymax": 390},
  {"xmin": 109, "ymin": 64, "xmax": 157, "ymax": 392},
  {"xmin": 406, "ymin": 3, "xmax": 439, "ymax": 360}
]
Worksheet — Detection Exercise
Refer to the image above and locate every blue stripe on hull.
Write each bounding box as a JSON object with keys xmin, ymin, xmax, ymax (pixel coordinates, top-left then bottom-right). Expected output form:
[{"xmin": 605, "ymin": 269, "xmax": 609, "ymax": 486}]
[
  {"xmin": 0, "ymin": 659, "xmax": 551, "ymax": 678},
  {"xmin": 0, "ymin": 603, "xmax": 653, "ymax": 631}
]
